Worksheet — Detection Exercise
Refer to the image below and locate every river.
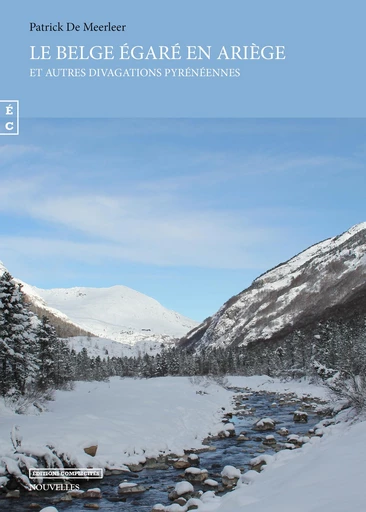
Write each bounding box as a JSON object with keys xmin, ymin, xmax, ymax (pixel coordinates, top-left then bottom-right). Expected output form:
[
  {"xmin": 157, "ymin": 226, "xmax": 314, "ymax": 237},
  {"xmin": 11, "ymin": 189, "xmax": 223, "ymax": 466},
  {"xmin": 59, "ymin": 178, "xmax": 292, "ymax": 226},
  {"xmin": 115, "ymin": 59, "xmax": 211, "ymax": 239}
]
[{"xmin": 0, "ymin": 387, "xmax": 328, "ymax": 511}]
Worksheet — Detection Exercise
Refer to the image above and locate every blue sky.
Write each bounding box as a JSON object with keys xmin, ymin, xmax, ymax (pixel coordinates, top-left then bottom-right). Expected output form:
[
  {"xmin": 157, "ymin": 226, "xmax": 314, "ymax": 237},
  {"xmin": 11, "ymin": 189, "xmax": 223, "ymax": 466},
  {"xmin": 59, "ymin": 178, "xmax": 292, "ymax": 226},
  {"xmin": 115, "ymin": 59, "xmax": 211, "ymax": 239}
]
[{"xmin": 0, "ymin": 118, "xmax": 365, "ymax": 321}]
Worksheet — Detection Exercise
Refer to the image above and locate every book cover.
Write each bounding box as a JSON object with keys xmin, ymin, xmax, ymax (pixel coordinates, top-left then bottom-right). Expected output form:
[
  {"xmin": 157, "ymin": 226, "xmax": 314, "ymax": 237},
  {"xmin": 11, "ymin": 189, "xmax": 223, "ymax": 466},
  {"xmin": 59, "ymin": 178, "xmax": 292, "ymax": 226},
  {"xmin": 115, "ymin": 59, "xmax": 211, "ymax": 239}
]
[{"xmin": 0, "ymin": 2, "xmax": 366, "ymax": 511}]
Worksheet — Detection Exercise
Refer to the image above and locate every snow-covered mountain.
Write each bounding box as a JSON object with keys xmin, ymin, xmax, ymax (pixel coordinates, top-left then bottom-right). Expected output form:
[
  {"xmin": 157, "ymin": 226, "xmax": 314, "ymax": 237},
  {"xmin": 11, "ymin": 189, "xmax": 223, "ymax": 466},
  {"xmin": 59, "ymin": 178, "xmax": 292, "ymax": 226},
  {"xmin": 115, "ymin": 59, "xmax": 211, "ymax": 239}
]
[
  {"xmin": 0, "ymin": 261, "xmax": 85, "ymax": 334},
  {"xmin": 180, "ymin": 222, "xmax": 366, "ymax": 352},
  {"xmin": 0, "ymin": 261, "xmax": 198, "ymax": 346},
  {"xmin": 33, "ymin": 284, "xmax": 197, "ymax": 344}
]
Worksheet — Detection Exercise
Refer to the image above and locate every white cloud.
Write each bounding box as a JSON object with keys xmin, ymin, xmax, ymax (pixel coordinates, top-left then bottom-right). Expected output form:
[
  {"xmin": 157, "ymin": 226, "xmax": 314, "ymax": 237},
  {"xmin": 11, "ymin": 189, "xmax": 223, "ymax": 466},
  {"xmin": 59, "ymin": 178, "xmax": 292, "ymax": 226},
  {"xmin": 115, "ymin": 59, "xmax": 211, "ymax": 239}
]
[
  {"xmin": 0, "ymin": 144, "xmax": 40, "ymax": 157},
  {"xmin": 0, "ymin": 232, "xmax": 278, "ymax": 270},
  {"xmin": 0, "ymin": 148, "xmax": 360, "ymax": 270},
  {"xmin": 0, "ymin": 171, "xmax": 285, "ymax": 269}
]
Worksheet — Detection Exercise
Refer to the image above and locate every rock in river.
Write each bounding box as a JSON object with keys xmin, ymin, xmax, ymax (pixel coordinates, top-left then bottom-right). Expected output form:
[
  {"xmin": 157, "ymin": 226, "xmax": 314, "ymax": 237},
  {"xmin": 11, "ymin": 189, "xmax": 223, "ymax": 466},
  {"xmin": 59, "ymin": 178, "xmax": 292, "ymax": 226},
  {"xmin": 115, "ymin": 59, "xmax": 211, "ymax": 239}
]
[
  {"xmin": 118, "ymin": 482, "xmax": 147, "ymax": 494},
  {"xmin": 253, "ymin": 417, "xmax": 276, "ymax": 431},
  {"xmin": 293, "ymin": 411, "xmax": 308, "ymax": 423}
]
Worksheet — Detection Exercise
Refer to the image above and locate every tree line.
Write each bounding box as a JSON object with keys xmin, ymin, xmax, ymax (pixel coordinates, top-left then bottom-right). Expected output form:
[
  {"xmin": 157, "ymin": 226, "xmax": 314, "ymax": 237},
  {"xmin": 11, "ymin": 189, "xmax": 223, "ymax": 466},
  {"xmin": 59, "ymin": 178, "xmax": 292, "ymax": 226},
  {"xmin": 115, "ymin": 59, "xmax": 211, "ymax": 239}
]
[{"xmin": 1, "ymin": 270, "xmax": 366, "ymax": 410}]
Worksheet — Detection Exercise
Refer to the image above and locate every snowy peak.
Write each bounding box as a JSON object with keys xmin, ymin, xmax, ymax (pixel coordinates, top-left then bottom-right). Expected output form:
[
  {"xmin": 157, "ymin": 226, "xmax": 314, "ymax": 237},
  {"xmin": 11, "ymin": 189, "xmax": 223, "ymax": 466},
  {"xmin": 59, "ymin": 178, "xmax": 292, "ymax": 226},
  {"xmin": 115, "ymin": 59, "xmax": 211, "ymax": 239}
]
[
  {"xmin": 0, "ymin": 261, "xmax": 94, "ymax": 337},
  {"xmin": 0, "ymin": 261, "xmax": 76, "ymax": 323},
  {"xmin": 0, "ymin": 261, "xmax": 198, "ymax": 345},
  {"xmin": 181, "ymin": 222, "xmax": 366, "ymax": 351},
  {"xmin": 34, "ymin": 284, "xmax": 197, "ymax": 342},
  {"xmin": 254, "ymin": 221, "xmax": 366, "ymax": 286}
]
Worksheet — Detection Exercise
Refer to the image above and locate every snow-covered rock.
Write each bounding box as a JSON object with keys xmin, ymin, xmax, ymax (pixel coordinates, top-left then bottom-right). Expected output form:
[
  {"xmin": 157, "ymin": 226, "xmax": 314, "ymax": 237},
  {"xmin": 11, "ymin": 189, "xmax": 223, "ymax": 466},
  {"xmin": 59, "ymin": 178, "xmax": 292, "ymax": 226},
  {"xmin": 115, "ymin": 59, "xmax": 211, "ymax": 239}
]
[
  {"xmin": 249, "ymin": 454, "xmax": 273, "ymax": 472},
  {"xmin": 173, "ymin": 457, "xmax": 191, "ymax": 469},
  {"xmin": 204, "ymin": 478, "xmax": 219, "ymax": 487},
  {"xmin": 263, "ymin": 435, "xmax": 276, "ymax": 446},
  {"xmin": 221, "ymin": 465, "xmax": 241, "ymax": 489},
  {"xmin": 221, "ymin": 465, "xmax": 241, "ymax": 479},
  {"xmin": 221, "ymin": 465, "xmax": 241, "ymax": 487},
  {"xmin": 118, "ymin": 482, "xmax": 147, "ymax": 494},
  {"xmin": 175, "ymin": 480, "xmax": 194, "ymax": 496},
  {"xmin": 237, "ymin": 434, "xmax": 249, "ymax": 441},
  {"xmin": 169, "ymin": 480, "xmax": 194, "ymax": 500},
  {"xmin": 253, "ymin": 417, "xmax": 276, "ymax": 431},
  {"xmin": 186, "ymin": 498, "xmax": 203, "ymax": 509},
  {"xmin": 83, "ymin": 488, "xmax": 102, "ymax": 499},
  {"xmin": 293, "ymin": 411, "xmax": 308, "ymax": 423},
  {"xmin": 187, "ymin": 453, "xmax": 200, "ymax": 465},
  {"xmin": 185, "ymin": 467, "xmax": 209, "ymax": 482}
]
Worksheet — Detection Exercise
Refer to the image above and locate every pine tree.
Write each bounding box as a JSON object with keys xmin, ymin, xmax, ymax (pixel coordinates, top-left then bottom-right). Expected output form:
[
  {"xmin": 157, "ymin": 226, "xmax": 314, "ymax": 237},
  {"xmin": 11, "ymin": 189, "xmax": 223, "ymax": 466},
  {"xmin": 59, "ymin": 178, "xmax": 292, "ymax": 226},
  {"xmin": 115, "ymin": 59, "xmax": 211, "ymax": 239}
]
[
  {"xmin": 76, "ymin": 347, "xmax": 90, "ymax": 381},
  {"xmin": 0, "ymin": 272, "xmax": 38, "ymax": 398},
  {"xmin": 36, "ymin": 316, "xmax": 57, "ymax": 391},
  {"xmin": 138, "ymin": 353, "xmax": 154, "ymax": 378},
  {"xmin": 167, "ymin": 348, "xmax": 180, "ymax": 375}
]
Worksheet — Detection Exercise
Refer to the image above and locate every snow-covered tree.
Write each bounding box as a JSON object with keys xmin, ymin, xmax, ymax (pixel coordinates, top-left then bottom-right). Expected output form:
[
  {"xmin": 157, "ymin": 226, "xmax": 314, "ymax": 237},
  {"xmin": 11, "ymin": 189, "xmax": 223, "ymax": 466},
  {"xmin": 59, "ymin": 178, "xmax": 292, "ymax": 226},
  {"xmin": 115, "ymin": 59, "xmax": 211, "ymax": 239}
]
[
  {"xmin": 76, "ymin": 347, "xmax": 90, "ymax": 381},
  {"xmin": 0, "ymin": 272, "xmax": 38, "ymax": 398},
  {"xmin": 35, "ymin": 316, "xmax": 58, "ymax": 391}
]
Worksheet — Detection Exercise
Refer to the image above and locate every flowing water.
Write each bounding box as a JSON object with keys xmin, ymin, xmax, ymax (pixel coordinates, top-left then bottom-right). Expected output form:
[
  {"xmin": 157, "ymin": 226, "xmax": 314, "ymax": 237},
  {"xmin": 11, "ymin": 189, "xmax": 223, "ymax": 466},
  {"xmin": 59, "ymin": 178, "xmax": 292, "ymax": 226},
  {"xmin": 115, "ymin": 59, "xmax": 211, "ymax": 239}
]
[{"xmin": 0, "ymin": 388, "xmax": 328, "ymax": 511}]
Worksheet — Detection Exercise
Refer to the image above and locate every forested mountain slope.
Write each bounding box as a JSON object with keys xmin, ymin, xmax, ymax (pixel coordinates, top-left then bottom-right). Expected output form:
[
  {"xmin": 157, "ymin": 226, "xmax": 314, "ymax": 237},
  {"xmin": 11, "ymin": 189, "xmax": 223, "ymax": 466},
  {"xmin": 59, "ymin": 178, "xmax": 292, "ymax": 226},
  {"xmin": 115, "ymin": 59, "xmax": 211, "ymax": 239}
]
[{"xmin": 180, "ymin": 223, "xmax": 366, "ymax": 374}]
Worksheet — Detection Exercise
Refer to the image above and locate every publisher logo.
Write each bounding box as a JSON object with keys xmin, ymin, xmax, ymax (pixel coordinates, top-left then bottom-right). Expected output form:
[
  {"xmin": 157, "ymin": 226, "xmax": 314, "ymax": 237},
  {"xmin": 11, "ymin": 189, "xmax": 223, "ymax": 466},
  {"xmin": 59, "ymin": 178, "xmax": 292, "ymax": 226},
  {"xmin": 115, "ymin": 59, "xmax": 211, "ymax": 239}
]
[
  {"xmin": 0, "ymin": 100, "xmax": 19, "ymax": 135},
  {"xmin": 29, "ymin": 468, "xmax": 104, "ymax": 480}
]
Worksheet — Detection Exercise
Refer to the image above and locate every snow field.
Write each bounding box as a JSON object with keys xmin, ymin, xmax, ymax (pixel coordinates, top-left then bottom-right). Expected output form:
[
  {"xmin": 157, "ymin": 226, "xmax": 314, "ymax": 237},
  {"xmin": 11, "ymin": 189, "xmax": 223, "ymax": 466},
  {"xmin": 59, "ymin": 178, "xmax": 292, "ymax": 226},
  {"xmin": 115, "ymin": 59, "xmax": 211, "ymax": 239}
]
[{"xmin": 0, "ymin": 377, "xmax": 233, "ymax": 471}]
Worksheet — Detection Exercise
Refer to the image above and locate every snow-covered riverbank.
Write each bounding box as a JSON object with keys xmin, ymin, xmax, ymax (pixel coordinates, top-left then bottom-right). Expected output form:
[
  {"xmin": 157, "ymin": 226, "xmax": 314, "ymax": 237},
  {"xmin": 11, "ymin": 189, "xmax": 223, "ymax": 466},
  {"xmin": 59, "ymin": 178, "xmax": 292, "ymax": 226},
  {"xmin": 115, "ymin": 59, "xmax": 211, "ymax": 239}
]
[
  {"xmin": 226, "ymin": 375, "xmax": 329, "ymax": 400},
  {"xmin": 0, "ymin": 376, "xmax": 234, "ymax": 472},
  {"xmin": 3, "ymin": 375, "xmax": 366, "ymax": 512},
  {"xmin": 198, "ymin": 408, "xmax": 366, "ymax": 512},
  {"xmin": 0, "ymin": 375, "xmax": 330, "ymax": 479},
  {"xmin": 188, "ymin": 376, "xmax": 366, "ymax": 512}
]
